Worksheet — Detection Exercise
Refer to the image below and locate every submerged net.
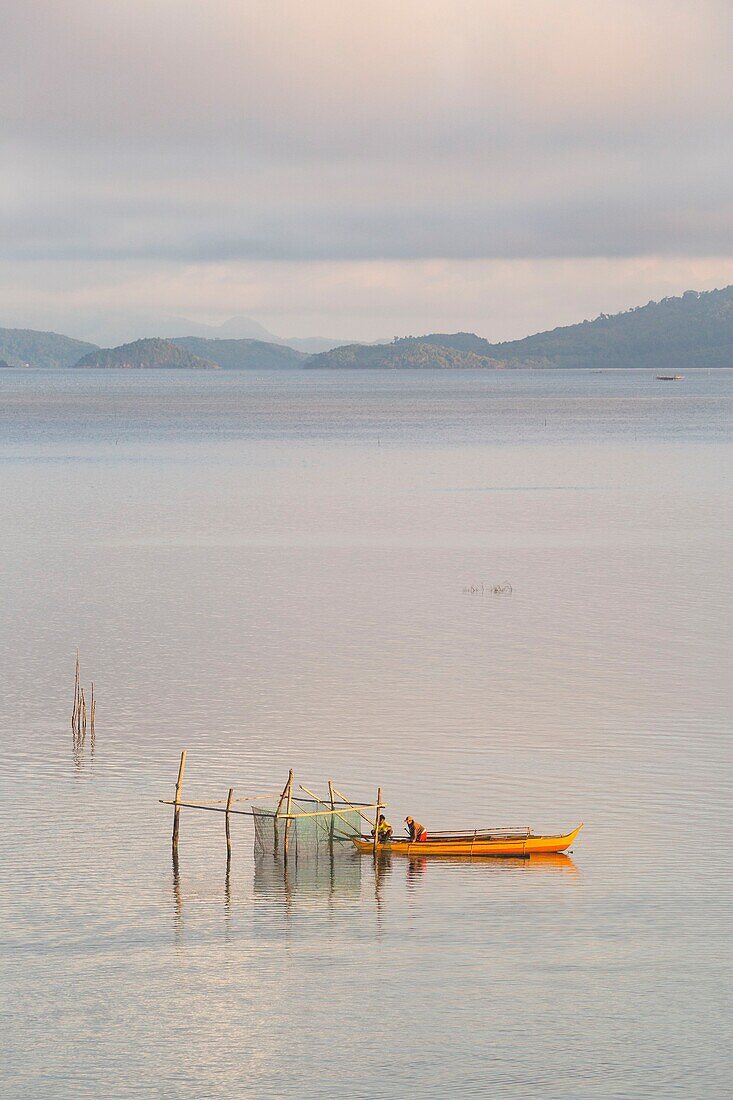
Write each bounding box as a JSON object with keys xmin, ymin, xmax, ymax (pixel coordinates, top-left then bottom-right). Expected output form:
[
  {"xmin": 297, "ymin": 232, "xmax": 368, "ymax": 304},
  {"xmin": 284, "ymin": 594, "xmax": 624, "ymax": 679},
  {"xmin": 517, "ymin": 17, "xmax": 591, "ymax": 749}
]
[{"xmin": 252, "ymin": 799, "xmax": 365, "ymax": 860}]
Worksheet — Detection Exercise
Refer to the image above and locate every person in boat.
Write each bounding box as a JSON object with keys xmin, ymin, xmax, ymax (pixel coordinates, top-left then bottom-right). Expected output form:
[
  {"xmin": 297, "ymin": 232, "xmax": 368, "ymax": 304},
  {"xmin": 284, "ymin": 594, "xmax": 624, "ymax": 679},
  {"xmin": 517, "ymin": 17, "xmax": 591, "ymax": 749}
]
[
  {"xmin": 404, "ymin": 815, "xmax": 428, "ymax": 842},
  {"xmin": 371, "ymin": 814, "xmax": 393, "ymax": 842}
]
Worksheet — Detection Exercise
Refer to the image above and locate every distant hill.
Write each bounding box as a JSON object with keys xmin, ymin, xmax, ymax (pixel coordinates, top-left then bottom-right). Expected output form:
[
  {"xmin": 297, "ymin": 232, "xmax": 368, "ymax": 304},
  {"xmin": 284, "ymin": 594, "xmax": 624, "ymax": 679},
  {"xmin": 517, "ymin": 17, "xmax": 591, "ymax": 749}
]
[
  {"xmin": 170, "ymin": 337, "xmax": 305, "ymax": 369},
  {"xmin": 305, "ymin": 341, "xmax": 501, "ymax": 370},
  {"xmin": 307, "ymin": 286, "xmax": 733, "ymax": 370},
  {"xmin": 74, "ymin": 338, "xmax": 218, "ymax": 370},
  {"xmin": 479, "ymin": 286, "xmax": 733, "ymax": 369},
  {"xmin": 0, "ymin": 327, "xmax": 98, "ymax": 369}
]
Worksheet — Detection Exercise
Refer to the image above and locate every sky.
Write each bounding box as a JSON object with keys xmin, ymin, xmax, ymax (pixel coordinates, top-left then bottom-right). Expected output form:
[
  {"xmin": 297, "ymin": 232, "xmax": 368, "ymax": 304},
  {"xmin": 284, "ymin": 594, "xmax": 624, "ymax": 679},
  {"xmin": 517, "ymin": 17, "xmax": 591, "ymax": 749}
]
[{"xmin": 2, "ymin": 0, "xmax": 732, "ymax": 343}]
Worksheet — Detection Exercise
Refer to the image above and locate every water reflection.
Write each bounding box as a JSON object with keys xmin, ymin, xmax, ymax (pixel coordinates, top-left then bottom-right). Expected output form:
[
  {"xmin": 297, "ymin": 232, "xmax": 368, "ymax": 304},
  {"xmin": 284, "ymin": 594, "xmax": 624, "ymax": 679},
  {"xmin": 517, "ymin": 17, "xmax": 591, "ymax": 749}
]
[
  {"xmin": 168, "ymin": 848, "xmax": 578, "ymax": 941},
  {"xmin": 403, "ymin": 852, "xmax": 579, "ymax": 877},
  {"xmin": 171, "ymin": 848, "xmax": 183, "ymax": 945},
  {"xmin": 253, "ymin": 847, "xmax": 362, "ymax": 908}
]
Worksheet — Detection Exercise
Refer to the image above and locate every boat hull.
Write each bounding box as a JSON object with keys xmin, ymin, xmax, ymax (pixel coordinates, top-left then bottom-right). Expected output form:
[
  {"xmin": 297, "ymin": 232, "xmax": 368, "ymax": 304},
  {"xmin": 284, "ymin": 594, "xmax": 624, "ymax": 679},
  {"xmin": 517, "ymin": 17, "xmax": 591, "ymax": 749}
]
[{"xmin": 352, "ymin": 824, "xmax": 583, "ymax": 858}]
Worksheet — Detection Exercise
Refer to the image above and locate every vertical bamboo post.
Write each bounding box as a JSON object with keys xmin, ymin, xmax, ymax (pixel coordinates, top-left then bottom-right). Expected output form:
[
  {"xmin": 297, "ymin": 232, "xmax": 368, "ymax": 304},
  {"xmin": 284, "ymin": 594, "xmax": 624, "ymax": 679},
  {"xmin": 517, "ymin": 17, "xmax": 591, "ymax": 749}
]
[
  {"xmin": 172, "ymin": 750, "xmax": 187, "ymax": 850},
  {"xmin": 79, "ymin": 687, "xmax": 87, "ymax": 743},
  {"xmin": 373, "ymin": 786, "xmax": 382, "ymax": 856},
  {"xmin": 328, "ymin": 779, "xmax": 335, "ymax": 840},
  {"xmin": 225, "ymin": 787, "xmax": 234, "ymax": 859},
  {"xmin": 71, "ymin": 651, "xmax": 80, "ymax": 732},
  {"xmin": 90, "ymin": 682, "xmax": 95, "ymax": 737},
  {"xmin": 273, "ymin": 769, "xmax": 292, "ymax": 855},
  {"xmin": 283, "ymin": 769, "xmax": 294, "ymax": 858}
]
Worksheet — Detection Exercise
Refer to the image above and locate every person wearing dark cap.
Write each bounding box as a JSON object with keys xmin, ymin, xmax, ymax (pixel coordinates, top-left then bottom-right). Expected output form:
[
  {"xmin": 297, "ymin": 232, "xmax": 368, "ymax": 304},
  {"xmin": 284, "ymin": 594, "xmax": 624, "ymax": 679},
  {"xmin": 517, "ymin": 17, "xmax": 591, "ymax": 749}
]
[{"xmin": 404, "ymin": 815, "xmax": 428, "ymax": 842}]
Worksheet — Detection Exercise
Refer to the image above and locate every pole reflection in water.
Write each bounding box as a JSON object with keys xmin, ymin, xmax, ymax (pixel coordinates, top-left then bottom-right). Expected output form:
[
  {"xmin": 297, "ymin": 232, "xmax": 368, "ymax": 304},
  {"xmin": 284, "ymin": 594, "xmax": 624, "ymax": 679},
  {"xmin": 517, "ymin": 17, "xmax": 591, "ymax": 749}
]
[
  {"xmin": 168, "ymin": 847, "xmax": 579, "ymax": 943},
  {"xmin": 171, "ymin": 848, "xmax": 183, "ymax": 946},
  {"xmin": 254, "ymin": 845, "xmax": 362, "ymax": 910},
  {"xmin": 223, "ymin": 855, "xmax": 232, "ymax": 941},
  {"xmin": 373, "ymin": 851, "xmax": 392, "ymax": 924}
]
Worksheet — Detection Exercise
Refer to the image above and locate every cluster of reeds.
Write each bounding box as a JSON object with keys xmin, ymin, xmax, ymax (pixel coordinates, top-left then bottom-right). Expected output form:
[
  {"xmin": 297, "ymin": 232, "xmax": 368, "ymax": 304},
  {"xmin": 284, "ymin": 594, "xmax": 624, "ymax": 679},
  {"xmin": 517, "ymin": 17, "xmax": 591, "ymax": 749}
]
[
  {"xmin": 71, "ymin": 650, "xmax": 95, "ymax": 748},
  {"xmin": 462, "ymin": 582, "xmax": 513, "ymax": 596}
]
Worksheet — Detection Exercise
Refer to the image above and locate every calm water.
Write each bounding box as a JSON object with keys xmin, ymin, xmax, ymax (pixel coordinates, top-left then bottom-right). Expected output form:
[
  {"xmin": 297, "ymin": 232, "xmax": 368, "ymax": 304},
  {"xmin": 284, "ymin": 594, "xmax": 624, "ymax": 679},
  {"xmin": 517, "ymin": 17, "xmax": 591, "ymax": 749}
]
[{"xmin": 1, "ymin": 369, "xmax": 731, "ymax": 1099}]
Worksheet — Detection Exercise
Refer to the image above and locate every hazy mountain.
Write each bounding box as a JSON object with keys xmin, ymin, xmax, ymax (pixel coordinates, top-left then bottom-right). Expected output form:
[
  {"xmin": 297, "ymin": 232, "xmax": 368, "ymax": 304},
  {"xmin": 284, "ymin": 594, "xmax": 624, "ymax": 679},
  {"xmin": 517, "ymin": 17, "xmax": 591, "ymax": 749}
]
[
  {"xmin": 15, "ymin": 308, "xmax": 349, "ymax": 354},
  {"xmin": 170, "ymin": 337, "xmax": 305, "ymax": 369},
  {"xmin": 305, "ymin": 341, "xmax": 501, "ymax": 370},
  {"xmin": 0, "ymin": 327, "xmax": 98, "ymax": 369},
  {"xmin": 74, "ymin": 338, "xmax": 218, "ymax": 370}
]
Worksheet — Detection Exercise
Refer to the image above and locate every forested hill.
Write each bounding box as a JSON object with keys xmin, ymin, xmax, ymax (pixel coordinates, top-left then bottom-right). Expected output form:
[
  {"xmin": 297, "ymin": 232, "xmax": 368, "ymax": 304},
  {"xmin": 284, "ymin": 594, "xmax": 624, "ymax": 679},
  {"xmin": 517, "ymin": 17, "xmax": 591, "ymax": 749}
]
[
  {"xmin": 171, "ymin": 337, "xmax": 306, "ymax": 369},
  {"xmin": 309, "ymin": 286, "xmax": 733, "ymax": 369},
  {"xmin": 74, "ymin": 338, "xmax": 218, "ymax": 369},
  {"xmin": 479, "ymin": 285, "xmax": 733, "ymax": 369},
  {"xmin": 0, "ymin": 327, "xmax": 97, "ymax": 368},
  {"xmin": 305, "ymin": 341, "xmax": 501, "ymax": 370}
]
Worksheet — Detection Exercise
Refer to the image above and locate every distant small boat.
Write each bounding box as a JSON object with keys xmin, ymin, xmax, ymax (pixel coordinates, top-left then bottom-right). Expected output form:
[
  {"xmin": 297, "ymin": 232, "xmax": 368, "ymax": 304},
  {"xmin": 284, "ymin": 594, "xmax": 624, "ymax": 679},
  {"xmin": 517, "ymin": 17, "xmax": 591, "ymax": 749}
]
[
  {"xmin": 656, "ymin": 374, "xmax": 685, "ymax": 381},
  {"xmin": 352, "ymin": 823, "xmax": 583, "ymax": 858}
]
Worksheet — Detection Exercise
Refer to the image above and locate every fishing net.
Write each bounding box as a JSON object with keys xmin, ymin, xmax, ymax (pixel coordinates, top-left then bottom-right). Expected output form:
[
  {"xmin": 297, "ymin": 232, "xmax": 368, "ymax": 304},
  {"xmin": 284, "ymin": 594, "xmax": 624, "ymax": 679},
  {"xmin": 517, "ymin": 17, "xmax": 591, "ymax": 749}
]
[{"xmin": 252, "ymin": 799, "xmax": 364, "ymax": 861}]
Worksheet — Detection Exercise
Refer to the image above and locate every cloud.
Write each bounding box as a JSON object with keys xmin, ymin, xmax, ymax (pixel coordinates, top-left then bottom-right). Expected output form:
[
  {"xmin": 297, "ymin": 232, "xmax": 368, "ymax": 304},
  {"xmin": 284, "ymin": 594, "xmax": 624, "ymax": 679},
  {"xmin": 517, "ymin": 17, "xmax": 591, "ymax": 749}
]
[
  {"xmin": 1, "ymin": 2, "xmax": 731, "ymax": 334},
  {"xmin": 1, "ymin": 1, "xmax": 732, "ymax": 264}
]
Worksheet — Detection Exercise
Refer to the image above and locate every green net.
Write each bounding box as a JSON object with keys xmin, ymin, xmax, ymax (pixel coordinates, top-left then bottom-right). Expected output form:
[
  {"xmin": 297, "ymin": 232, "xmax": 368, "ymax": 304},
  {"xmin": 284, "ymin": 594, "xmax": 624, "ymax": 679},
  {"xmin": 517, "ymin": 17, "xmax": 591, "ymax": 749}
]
[{"xmin": 252, "ymin": 799, "xmax": 364, "ymax": 861}]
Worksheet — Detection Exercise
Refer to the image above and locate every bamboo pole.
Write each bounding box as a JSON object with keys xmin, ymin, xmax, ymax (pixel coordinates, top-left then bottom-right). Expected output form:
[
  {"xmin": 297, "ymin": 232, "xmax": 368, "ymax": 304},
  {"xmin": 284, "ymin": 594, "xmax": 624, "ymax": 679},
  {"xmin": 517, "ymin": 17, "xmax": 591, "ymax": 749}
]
[
  {"xmin": 283, "ymin": 769, "xmax": 294, "ymax": 858},
  {"xmin": 329, "ymin": 784, "xmax": 378, "ymax": 829},
  {"xmin": 71, "ymin": 651, "xmax": 80, "ymax": 732},
  {"xmin": 299, "ymin": 784, "xmax": 361, "ymax": 836},
  {"xmin": 328, "ymin": 779, "xmax": 335, "ymax": 840},
  {"xmin": 273, "ymin": 769, "xmax": 292, "ymax": 854},
  {"xmin": 373, "ymin": 786, "xmax": 382, "ymax": 855},
  {"xmin": 172, "ymin": 750, "xmax": 187, "ymax": 850},
  {"xmin": 160, "ymin": 799, "xmax": 339, "ymax": 819},
  {"xmin": 79, "ymin": 686, "xmax": 87, "ymax": 743},
  {"xmin": 275, "ymin": 770, "xmax": 292, "ymax": 816},
  {"xmin": 90, "ymin": 682, "xmax": 95, "ymax": 737},
  {"xmin": 225, "ymin": 787, "xmax": 234, "ymax": 858}
]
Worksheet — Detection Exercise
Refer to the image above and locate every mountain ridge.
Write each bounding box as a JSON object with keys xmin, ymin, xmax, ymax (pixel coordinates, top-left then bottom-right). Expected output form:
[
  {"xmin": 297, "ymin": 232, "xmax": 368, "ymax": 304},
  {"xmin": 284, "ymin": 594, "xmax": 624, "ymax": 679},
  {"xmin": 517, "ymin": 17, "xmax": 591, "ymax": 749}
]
[
  {"xmin": 4, "ymin": 284, "xmax": 733, "ymax": 371},
  {"xmin": 311, "ymin": 285, "xmax": 733, "ymax": 370}
]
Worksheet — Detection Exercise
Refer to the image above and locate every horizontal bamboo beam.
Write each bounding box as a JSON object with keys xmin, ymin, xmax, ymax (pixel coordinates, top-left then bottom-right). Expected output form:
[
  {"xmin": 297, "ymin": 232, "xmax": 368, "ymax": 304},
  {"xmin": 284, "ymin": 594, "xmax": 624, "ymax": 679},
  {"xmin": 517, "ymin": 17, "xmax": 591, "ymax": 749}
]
[
  {"xmin": 158, "ymin": 799, "xmax": 376, "ymax": 820},
  {"xmin": 160, "ymin": 800, "xmax": 289, "ymax": 818}
]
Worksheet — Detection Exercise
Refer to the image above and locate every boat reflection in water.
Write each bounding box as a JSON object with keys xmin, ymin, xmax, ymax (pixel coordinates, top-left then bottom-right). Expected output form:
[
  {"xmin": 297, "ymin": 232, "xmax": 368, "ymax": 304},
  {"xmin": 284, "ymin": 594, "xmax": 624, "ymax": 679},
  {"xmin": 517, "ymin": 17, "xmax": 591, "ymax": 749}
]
[
  {"xmin": 170, "ymin": 847, "xmax": 579, "ymax": 939},
  {"xmin": 400, "ymin": 851, "xmax": 579, "ymax": 877}
]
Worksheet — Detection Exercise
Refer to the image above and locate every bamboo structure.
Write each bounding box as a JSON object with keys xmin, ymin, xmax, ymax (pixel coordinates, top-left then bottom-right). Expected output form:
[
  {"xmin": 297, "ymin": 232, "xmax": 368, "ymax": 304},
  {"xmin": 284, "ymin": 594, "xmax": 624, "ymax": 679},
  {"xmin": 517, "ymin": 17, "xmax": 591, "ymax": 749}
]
[
  {"xmin": 160, "ymin": 755, "xmax": 378, "ymax": 864},
  {"xmin": 71, "ymin": 652, "xmax": 96, "ymax": 748},
  {"xmin": 299, "ymin": 784, "xmax": 362, "ymax": 839}
]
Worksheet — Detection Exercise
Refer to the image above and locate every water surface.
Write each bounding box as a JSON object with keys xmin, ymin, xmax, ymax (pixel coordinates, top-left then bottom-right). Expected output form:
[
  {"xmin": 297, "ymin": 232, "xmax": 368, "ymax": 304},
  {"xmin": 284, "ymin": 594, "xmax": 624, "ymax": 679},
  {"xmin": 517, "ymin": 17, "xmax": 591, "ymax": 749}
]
[{"xmin": 1, "ymin": 369, "xmax": 731, "ymax": 1098}]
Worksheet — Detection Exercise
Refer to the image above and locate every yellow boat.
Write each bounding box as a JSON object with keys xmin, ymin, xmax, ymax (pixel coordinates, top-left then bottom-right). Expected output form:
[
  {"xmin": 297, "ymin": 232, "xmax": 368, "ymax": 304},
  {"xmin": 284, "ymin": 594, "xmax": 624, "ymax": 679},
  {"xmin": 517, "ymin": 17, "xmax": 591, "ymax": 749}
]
[{"xmin": 351, "ymin": 823, "xmax": 583, "ymax": 858}]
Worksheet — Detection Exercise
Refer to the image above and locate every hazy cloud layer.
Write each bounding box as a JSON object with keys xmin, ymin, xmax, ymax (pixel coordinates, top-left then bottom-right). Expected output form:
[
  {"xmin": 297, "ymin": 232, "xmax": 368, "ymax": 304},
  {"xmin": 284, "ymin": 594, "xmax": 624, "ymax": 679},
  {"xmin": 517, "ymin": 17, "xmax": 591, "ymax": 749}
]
[{"xmin": 1, "ymin": 1, "xmax": 732, "ymax": 334}]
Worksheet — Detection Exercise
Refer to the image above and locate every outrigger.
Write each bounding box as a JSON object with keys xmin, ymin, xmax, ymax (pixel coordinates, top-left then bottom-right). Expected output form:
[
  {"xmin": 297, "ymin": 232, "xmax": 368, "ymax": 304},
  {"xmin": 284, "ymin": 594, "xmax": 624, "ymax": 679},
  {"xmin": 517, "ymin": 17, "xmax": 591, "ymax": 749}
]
[{"xmin": 352, "ymin": 823, "xmax": 583, "ymax": 858}]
